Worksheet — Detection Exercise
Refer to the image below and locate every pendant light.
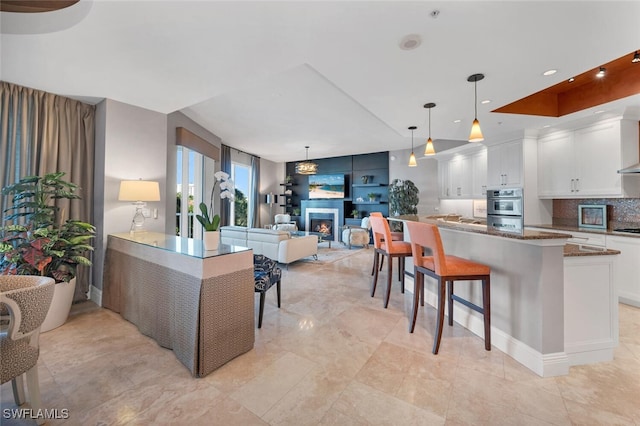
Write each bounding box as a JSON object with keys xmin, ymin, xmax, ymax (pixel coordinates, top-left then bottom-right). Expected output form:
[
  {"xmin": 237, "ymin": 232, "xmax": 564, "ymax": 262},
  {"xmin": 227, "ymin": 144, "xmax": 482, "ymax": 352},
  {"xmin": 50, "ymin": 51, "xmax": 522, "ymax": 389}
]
[
  {"xmin": 408, "ymin": 126, "xmax": 417, "ymax": 167},
  {"xmin": 423, "ymin": 103, "xmax": 436, "ymax": 156},
  {"xmin": 467, "ymin": 73, "xmax": 485, "ymax": 142},
  {"xmin": 295, "ymin": 146, "xmax": 318, "ymax": 175}
]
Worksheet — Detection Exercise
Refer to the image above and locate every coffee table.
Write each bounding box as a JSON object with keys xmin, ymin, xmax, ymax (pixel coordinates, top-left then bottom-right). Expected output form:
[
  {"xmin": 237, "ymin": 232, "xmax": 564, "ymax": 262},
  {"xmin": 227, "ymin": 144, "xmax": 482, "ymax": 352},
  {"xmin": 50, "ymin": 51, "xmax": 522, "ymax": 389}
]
[{"xmin": 290, "ymin": 230, "xmax": 333, "ymax": 248}]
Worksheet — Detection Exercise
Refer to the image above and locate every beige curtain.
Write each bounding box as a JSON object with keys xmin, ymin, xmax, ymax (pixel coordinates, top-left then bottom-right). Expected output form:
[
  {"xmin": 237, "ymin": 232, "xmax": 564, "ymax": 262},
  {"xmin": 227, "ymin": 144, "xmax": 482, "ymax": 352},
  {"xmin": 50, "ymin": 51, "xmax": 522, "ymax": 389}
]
[{"xmin": 1, "ymin": 81, "xmax": 95, "ymax": 301}]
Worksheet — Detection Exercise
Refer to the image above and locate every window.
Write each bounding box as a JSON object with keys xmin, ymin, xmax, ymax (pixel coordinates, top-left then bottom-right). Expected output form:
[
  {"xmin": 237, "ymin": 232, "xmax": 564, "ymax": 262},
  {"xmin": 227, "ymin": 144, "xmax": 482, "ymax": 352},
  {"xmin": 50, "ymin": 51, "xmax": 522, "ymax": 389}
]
[{"xmin": 231, "ymin": 162, "xmax": 250, "ymax": 226}]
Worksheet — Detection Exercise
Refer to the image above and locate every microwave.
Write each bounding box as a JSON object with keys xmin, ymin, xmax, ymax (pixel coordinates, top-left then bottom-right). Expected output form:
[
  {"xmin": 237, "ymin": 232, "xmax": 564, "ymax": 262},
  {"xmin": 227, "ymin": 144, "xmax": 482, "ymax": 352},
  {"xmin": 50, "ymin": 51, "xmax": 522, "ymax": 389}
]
[
  {"xmin": 486, "ymin": 188, "xmax": 523, "ymax": 217},
  {"xmin": 578, "ymin": 204, "xmax": 609, "ymax": 230}
]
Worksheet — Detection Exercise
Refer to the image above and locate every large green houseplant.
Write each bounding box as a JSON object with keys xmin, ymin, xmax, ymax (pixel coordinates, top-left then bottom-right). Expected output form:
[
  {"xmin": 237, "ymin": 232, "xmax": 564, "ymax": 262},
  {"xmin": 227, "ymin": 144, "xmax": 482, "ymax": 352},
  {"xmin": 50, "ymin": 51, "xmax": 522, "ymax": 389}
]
[
  {"xmin": 0, "ymin": 172, "xmax": 95, "ymax": 331},
  {"xmin": 388, "ymin": 178, "xmax": 420, "ymax": 231}
]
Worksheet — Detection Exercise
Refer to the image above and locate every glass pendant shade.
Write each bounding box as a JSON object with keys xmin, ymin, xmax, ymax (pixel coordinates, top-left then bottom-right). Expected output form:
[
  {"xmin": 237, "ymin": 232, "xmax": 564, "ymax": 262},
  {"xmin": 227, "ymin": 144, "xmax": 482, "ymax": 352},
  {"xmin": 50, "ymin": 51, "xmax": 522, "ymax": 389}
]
[
  {"xmin": 424, "ymin": 137, "xmax": 436, "ymax": 156},
  {"xmin": 423, "ymin": 102, "xmax": 437, "ymax": 155},
  {"xmin": 407, "ymin": 126, "xmax": 417, "ymax": 167},
  {"xmin": 408, "ymin": 152, "xmax": 417, "ymax": 167},
  {"xmin": 469, "ymin": 118, "xmax": 484, "ymax": 142},
  {"xmin": 467, "ymin": 74, "xmax": 485, "ymax": 143}
]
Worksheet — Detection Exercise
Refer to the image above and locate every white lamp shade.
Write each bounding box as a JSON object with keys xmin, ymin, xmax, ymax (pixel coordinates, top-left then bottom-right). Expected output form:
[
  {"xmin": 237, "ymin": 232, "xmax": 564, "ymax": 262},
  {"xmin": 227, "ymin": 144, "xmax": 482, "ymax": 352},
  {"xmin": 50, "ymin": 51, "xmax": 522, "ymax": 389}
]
[{"xmin": 118, "ymin": 180, "xmax": 161, "ymax": 202}]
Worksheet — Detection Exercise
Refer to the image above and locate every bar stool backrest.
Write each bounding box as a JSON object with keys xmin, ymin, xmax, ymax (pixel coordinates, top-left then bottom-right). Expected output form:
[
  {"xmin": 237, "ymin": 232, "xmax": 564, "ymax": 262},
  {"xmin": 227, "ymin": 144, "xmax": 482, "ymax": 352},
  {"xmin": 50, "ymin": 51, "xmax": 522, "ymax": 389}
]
[{"xmin": 406, "ymin": 222, "xmax": 448, "ymax": 276}]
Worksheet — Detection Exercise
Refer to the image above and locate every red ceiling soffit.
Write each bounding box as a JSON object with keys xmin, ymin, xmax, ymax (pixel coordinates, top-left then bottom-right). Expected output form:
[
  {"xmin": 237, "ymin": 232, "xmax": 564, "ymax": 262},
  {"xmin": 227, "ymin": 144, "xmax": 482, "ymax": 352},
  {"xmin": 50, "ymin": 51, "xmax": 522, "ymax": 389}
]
[{"xmin": 493, "ymin": 50, "xmax": 640, "ymax": 117}]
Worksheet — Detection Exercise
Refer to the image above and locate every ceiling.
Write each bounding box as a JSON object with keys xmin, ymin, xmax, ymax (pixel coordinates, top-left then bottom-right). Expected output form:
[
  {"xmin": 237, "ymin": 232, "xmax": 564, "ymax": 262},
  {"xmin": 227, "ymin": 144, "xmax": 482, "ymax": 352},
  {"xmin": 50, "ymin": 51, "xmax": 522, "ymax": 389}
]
[{"xmin": 2, "ymin": 1, "xmax": 640, "ymax": 163}]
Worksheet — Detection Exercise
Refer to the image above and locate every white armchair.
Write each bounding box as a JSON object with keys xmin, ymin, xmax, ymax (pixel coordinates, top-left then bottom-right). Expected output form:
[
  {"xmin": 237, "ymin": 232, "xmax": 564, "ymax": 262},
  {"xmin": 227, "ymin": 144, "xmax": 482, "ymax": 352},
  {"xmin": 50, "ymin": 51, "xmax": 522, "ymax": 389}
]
[
  {"xmin": 341, "ymin": 217, "xmax": 371, "ymax": 249},
  {"xmin": 273, "ymin": 214, "xmax": 298, "ymax": 231}
]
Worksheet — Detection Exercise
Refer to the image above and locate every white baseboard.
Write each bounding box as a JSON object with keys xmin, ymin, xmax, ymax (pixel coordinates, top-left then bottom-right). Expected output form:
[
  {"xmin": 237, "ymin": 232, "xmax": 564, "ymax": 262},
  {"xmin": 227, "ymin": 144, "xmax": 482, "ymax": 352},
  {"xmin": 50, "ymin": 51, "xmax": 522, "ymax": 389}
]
[
  {"xmin": 618, "ymin": 295, "xmax": 640, "ymax": 308},
  {"xmin": 90, "ymin": 285, "xmax": 102, "ymax": 307},
  {"xmin": 406, "ymin": 276, "xmax": 570, "ymax": 377}
]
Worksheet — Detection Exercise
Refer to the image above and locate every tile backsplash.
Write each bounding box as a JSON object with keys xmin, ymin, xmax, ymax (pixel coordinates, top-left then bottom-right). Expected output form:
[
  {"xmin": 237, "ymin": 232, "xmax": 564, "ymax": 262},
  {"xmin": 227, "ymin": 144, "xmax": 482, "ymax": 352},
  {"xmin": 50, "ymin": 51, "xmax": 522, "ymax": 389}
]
[{"xmin": 553, "ymin": 198, "xmax": 640, "ymax": 228}]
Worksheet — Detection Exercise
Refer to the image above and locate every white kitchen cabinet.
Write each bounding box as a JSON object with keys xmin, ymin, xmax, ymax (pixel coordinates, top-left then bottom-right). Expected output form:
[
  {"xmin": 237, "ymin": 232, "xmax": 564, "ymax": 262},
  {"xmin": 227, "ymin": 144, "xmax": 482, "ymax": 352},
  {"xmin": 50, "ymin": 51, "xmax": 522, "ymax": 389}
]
[
  {"xmin": 449, "ymin": 155, "xmax": 472, "ymax": 198},
  {"xmin": 606, "ymin": 235, "xmax": 640, "ymax": 307},
  {"xmin": 471, "ymin": 149, "xmax": 487, "ymax": 197},
  {"xmin": 487, "ymin": 140, "xmax": 522, "ymax": 188},
  {"xmin": 564, "ymin": 254, "xmax": 618, "ymax": 366},
  {"xmin": 438, "ymin": 159, "xmax": 450, "ymax": 198},
  {"xmin": 538, "ymin": 118, "xmax": 639, "ymax": 198},
  {"xmin": 438, "ymin": 147, "xmax": 486, "ymax": 199},
  {"xmin": 537, "ymin": 131, "xmax": 574, "ymax": 197}
]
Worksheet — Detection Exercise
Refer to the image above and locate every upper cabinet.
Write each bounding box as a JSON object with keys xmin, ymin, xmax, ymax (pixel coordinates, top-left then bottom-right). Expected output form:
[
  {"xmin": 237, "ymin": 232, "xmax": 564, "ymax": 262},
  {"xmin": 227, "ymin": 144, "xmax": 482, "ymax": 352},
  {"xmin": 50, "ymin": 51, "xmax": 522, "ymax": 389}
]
[
  {"xmin": 537, "ymin": 118, "xmax": 640, "ymax": 198},
  {"xmin": 487, "ymin": 140, "xmax": 523, "ymax": 188},
  {"xmin": 438, "ymin": 146, "xmax": 487, "ymax": 199}
]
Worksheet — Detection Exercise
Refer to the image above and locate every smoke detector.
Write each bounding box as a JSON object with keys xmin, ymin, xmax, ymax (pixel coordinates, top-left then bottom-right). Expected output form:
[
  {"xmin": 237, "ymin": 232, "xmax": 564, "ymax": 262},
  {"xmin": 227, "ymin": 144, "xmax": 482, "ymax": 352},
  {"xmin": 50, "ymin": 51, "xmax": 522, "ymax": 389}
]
[{"xmin": 399, "ymin": 34, "xmax": 421, "ymax": 50}]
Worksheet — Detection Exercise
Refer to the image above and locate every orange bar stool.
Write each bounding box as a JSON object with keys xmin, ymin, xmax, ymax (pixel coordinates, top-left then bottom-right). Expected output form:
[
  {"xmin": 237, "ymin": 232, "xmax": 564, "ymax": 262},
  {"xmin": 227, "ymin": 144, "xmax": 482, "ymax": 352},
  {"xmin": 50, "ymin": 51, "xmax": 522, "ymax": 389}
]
[
  {"xmin": 369, "ymin": 212, "xmax": 404, "ymax": 274},
  {"xmin": 369, "ymin": 215, "xmax": 412, "ymax": 308},
  {"xmin": 405, "ymin": 221, "xmax": 491, "ymax": 354}
]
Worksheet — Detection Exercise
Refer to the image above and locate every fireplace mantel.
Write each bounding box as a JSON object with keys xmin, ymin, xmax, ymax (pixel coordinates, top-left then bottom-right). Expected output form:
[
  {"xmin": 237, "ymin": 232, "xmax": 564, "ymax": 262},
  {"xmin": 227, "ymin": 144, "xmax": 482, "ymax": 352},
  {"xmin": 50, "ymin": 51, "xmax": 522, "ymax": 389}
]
[{"xmin": 300, "ymin": 200, "xmax": 346, "ymax": 242}]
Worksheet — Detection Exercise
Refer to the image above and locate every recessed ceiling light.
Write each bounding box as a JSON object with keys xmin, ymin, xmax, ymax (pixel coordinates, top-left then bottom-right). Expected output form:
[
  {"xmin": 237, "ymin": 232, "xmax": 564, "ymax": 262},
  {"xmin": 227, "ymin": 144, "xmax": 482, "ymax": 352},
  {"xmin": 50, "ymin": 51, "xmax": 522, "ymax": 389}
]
[
  {"xmin": 543, "ymin": 125, "xmax": 551, "ymax": 128},
  {"xmin": 568, "ymin": 77, "xmax": 575, "ymax": 83},
  {"xmin": 632, "ymin": 51, "xmax": 640, "ymax": 63},
  {"xmin": 453, "ymin": 119, "xmax": 461, "ymax": 123},
  {"xmin": 543, "ymin": 69, "xmax": 557, "ymax": 76},
  {"xmin": 399, "ymin": 34, "xmax": 421, "ymax": 50},
  {"xmin": 594, "ymin": 110, "xmax": 605, "ymax": 114},
  {"xmin": 481, "ymin": 99, "xmax": 491, "ymax": 104},
  {"xmin": 596, "ymin": 67, "xmax": 606, "ymax": 78}
]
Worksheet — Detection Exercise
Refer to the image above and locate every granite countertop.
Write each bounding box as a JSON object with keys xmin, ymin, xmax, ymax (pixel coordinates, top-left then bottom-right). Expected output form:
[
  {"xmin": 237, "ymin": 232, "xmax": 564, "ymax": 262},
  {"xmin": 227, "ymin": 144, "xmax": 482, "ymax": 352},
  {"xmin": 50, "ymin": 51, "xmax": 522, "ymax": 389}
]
[
  {"xmin": 564, "ymin": 243, "xmax": 621, "ymax": 257},
  {"xmin": 530, "ymin": 224, "xmax": 640, "ymax": 239},
  {"xmin": 389, "ymin": 215, "xmax": 571, "ymax": 241}
]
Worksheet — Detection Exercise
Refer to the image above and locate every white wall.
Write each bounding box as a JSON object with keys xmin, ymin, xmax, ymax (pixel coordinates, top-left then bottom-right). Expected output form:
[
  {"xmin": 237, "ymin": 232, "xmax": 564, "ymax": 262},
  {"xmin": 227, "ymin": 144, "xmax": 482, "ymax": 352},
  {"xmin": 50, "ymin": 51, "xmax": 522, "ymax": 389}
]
[
  {"xmin": 388, "ymin": 147, "xmax": 439, "ymax": 215},
  {"xmin": 92, "ymin": 99, "xmax": 167, "ymax": 294}
]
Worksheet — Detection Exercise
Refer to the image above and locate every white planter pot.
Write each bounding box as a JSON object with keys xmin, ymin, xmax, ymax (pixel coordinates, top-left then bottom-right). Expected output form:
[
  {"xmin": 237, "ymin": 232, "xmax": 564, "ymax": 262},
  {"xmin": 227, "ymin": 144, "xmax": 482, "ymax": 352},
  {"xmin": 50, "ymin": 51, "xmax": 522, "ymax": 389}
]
[
  {"xmin": 203, "ymin": 231, "xmax": 220, "ymax": 251},
  {"xmin": 41, "ymin": 277, "xmax": 76, "ymax": 333}
]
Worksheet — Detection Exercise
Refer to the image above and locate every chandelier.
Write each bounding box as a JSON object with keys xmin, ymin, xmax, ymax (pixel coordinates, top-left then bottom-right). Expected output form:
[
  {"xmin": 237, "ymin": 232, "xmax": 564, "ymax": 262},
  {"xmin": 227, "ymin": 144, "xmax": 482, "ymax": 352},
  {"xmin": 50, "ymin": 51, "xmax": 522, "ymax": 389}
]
[{"xmin": 295, "ymin": 146, "xmax": 318, "ymax": 175}]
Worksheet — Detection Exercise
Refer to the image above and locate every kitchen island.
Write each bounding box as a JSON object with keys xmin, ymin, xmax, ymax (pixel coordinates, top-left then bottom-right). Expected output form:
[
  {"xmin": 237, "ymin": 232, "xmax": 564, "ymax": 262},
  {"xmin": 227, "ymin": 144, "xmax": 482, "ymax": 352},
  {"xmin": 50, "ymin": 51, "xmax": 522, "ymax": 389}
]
[{"xmin": 389, "ymin": 216, "xmax": 619, "ymax": 377}]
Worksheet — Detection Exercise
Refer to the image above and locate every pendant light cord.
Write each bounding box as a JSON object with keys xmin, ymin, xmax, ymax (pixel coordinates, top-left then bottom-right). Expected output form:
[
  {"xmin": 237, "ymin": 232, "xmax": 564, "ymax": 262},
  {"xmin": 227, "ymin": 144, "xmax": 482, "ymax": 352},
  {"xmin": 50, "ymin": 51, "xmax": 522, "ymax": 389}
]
[
  {"xmin": 474, "ymin": 80, "xmax": 478, "ymax": 118},
  {"xmin": 428, "ymin": 108, "xmax": 431, "ymax": 138}
]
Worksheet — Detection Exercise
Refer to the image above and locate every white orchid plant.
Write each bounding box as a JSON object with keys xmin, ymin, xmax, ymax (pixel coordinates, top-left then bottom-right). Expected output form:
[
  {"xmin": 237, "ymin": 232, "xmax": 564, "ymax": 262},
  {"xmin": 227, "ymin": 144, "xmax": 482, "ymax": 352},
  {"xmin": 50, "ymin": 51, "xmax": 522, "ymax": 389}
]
[{"xmin": 196, "ymin": 171, "xmax": 235, "ymax": 231}]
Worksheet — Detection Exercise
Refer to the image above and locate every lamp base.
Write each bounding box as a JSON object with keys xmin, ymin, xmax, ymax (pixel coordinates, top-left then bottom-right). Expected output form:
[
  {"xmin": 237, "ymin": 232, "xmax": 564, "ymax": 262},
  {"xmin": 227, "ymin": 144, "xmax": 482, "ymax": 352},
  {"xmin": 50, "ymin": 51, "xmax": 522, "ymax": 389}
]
[{"xmin": 130, "ymin": 203, "xmax": 147, "ymax": 233}]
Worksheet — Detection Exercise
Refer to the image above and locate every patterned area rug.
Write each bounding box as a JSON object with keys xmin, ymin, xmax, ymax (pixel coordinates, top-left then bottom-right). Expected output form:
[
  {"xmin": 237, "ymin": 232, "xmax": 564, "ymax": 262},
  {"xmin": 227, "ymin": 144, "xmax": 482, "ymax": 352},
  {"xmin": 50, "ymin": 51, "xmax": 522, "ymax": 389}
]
[{"xmin": 298, "ymin": 243, "xmax": 367, "ymax": 265}]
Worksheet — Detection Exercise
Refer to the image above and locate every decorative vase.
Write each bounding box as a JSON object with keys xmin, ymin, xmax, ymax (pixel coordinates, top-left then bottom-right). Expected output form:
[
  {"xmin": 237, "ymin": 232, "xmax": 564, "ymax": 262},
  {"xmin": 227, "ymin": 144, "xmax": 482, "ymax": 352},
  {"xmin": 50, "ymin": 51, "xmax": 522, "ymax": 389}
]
[
  {"xmin": 361, "ymin": 176, "xmax": 369, "ymax": 184},
  {"xmin": 41, "ymin": 277, "xmax": 76, "ymax": 333},
  {"xmin": 203, "ymin": 230, "xmax": 220, "ymax": 251}
]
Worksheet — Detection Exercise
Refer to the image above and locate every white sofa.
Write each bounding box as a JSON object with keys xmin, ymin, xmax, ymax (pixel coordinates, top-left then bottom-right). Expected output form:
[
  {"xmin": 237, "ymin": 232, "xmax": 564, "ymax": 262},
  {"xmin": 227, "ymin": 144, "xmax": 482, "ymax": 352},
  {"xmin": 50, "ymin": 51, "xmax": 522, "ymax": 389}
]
[{"xmin": 220, "ymin": 226, "xmax": 318, "ymax": 265}]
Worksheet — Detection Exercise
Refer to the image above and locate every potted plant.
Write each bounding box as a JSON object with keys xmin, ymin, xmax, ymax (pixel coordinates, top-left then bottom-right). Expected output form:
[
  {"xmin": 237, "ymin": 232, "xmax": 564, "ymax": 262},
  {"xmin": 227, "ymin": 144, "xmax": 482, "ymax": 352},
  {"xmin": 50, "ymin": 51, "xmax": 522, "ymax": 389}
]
[
  {"xmin": 0, "ymin": 172, "xmax": 95, "ymax": 332},
  {"xmin": 388, "ymin": 178, "xmax": 420, "ymax": 231},
  {"xmin": 367, "ymin": 192, "xmax": 379, "ymax": 202},
  {"xmin": 292, "ymin": 207, "xmax": 301, "ymax": 216},
  {"xmin": 196, "ymin": 171, "xmax": 235, "ymax": 250},
  {"xmin": 351, "ymin": 209, "xmax": 359, "ymax": 218}
]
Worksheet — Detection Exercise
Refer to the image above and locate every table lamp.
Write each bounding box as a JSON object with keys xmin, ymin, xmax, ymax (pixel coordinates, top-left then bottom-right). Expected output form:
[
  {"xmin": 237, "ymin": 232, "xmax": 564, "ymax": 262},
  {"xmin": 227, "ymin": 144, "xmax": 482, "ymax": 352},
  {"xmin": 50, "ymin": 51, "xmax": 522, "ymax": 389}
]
[{"xmin": 118, "ymin": 179, "xmax": 161, "ymax": 232}]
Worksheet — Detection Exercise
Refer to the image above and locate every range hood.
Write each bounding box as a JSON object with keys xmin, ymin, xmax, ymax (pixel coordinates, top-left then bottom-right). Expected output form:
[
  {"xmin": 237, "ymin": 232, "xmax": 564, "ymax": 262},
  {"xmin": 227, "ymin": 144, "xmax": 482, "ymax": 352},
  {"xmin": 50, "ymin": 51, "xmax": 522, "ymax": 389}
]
[
  {"xmin": 618, "ymin": 163, "xmax": 640, "ymax": 174},
  {"xmin": 617, "ymin": 120, "xmax": 640, "ymax": 174}
]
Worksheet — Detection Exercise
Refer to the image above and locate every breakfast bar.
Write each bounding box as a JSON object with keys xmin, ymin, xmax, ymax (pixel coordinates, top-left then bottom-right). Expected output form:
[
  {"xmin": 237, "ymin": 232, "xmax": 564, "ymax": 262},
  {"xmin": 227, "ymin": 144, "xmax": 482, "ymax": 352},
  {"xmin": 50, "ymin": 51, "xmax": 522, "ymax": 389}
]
[
  {"xmin": 389, "ymin": 215, "xmax": 620, "ymax": 377},
  {"xmin": 102, "ymin": 232, "xmax": 255, "ymax": 377}
]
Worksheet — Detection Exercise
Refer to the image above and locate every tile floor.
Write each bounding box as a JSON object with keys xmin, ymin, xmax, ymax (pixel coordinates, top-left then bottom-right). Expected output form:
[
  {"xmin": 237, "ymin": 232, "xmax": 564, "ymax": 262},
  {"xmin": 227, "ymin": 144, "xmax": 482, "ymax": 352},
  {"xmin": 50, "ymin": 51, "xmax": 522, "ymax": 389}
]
[{"xmin": 2, "ymin": 247, "xmax": 640, "ymax": 425}]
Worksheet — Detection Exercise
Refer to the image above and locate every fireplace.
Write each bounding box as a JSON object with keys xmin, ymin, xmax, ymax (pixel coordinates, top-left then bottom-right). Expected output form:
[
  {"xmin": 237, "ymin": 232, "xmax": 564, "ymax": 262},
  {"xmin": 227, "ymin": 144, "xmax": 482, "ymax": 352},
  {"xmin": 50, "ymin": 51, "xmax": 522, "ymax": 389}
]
[
  {"xmin": 305, "ymin": 207, "xmax": 340, "ymax": 242},
  {"xmin": 310, "ymin": 216, "xmax": 334, "ymax": 237}
]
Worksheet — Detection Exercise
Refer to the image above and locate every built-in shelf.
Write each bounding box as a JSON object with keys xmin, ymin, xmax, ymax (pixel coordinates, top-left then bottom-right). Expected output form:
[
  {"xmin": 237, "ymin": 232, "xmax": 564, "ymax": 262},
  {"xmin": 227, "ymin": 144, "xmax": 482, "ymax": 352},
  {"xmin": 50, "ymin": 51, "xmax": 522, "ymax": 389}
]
[
  {"xmin": 352, "ymin": 201, "xmax": 387, "ymax": 205},
  {"xmin": 352, "ymin": 183, "xmax": 387, "ymax": 187}
]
